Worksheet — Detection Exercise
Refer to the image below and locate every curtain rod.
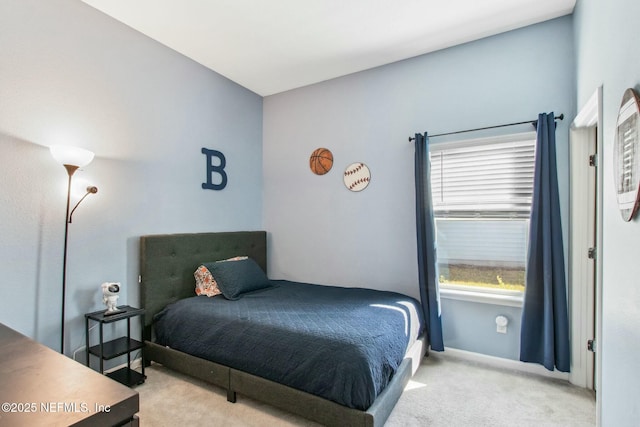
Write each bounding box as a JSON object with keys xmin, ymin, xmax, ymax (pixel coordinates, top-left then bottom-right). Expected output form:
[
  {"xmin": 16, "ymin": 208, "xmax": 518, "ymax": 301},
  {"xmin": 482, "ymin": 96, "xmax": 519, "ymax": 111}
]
[{"xmin": 408, "ymin": 113, "xmax": 564, "ymax": 142}]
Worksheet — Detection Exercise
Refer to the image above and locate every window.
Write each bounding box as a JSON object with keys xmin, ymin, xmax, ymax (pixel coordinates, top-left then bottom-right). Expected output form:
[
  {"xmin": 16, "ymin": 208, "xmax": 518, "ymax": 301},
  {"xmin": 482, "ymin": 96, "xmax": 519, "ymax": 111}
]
[{"xmin": 430, "ymin": 132, "xmax": 536, "ymax": 296}]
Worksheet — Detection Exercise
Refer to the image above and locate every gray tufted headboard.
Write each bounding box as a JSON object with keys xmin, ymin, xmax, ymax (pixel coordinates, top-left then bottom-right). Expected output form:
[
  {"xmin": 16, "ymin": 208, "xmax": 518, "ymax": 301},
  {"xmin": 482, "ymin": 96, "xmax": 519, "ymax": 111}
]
[{"xmin": 139, "ymin": 231, "xmax": 267, "ymax": 341}]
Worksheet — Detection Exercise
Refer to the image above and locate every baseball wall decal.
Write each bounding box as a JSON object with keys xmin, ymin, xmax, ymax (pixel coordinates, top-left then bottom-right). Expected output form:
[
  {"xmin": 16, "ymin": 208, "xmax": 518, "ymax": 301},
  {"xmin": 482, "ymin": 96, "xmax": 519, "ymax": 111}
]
[
  {"xmin": 309, "ymin": 148, "xmax": 334, "ymax": 175},
  {"xmin": 343, "ymin": 162, "xmax": 371, "ymax": 192}
]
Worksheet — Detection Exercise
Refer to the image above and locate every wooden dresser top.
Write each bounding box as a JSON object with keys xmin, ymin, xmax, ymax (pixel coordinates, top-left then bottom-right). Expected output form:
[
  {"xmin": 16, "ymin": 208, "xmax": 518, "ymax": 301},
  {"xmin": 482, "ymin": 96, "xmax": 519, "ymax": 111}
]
[{"xmin": 0, "ymin": 323, "xmax": 139, "ymax": 426}]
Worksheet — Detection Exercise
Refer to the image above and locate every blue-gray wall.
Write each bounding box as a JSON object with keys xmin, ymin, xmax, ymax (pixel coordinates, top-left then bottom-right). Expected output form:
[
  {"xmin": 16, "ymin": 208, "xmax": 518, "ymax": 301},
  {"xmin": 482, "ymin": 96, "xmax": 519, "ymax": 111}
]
[
  {"xmin": 0, "ymin": 0, "xmax": 263, "ymax": 355},
  {"xmin": 263, "ymin": 16, "xmax": 575, "ymax": 361},
  {"xmin": 574, "ymin": 0, "xmax": 640, "ymax": 423},
  {"xmin": 442, "ymin": 300, "xmax": 522, "ymax": 359}
]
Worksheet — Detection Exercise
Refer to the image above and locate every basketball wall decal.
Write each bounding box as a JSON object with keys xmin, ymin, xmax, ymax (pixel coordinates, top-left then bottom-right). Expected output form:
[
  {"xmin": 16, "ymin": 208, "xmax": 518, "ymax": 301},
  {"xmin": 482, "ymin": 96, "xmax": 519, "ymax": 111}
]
[
  {"xmin": 309, "ymin": 148, "xmax": 333, "ymax": 175},
  {"xmin": 343, "ymin": 162, "xmax": 371, "ymax": 192}
]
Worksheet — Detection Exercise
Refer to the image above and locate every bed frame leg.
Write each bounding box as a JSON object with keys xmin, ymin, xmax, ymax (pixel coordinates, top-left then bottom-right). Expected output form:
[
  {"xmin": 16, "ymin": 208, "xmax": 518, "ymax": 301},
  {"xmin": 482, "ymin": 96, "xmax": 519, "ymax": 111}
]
[{"xmin": 227, "ymin": 389, "xmax": 237, "ymax": 403}]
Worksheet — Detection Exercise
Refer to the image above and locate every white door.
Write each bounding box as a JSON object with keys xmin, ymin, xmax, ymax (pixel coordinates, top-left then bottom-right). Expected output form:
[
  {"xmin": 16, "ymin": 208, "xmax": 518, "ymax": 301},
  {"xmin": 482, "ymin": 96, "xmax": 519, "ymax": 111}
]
[{"xmin": 569, "ymin": 125, "xmax": 597, "ymax": 390}]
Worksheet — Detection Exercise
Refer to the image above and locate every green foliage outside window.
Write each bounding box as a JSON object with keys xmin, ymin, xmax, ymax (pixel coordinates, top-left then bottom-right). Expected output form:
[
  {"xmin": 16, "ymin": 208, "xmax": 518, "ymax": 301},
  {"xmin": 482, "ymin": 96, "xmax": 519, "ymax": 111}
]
[{"xmin": 439, "ymin": 264, "xmax": 525, "ymax": 292}]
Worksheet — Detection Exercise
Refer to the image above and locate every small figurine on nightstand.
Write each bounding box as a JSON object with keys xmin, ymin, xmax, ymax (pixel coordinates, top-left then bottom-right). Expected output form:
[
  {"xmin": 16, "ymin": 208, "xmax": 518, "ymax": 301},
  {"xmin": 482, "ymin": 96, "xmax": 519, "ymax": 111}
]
[{"xmin": 101, "ymin": 282, "xmax": 123, "ymax": 316}]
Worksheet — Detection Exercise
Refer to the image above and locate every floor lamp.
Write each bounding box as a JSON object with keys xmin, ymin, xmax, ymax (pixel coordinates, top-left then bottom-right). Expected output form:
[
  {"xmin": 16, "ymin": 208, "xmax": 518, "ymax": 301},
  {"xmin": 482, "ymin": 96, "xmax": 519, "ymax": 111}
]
[{"xmin": 50, "ymin": 145, "xmax": 97, "ymax": 354}]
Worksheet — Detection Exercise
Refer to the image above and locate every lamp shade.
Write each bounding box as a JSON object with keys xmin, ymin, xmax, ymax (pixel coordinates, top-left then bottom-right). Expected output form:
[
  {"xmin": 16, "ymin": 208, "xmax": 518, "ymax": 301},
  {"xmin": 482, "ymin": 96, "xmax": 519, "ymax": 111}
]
[{"xmin": 50, "ymin": 145, "xmax": 95, "ymax": 168}]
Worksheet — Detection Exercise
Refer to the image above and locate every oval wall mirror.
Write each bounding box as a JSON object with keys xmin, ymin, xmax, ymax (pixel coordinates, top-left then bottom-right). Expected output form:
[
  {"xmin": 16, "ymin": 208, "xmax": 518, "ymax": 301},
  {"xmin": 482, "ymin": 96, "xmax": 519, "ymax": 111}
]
[{"xmin": 614, "ymin": 88, "xmax": 640, "ymax": 221}]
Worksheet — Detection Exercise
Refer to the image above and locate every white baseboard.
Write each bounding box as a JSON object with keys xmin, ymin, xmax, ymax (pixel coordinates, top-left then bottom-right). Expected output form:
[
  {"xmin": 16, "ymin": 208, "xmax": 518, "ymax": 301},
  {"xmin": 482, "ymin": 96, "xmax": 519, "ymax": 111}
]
[
  {"xmin": 438, "ymin": 347, "xmax": 570, "ymax": 382},
  {"xmin": 104, "ymin": 357, "xmax": 143, "ymax": 373}
]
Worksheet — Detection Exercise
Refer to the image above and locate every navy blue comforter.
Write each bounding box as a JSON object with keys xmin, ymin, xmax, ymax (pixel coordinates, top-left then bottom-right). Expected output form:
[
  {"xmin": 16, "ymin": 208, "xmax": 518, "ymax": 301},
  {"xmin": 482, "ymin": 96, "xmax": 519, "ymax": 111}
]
[{"xmin": 153, "ymin": 280, "xmax": 424, "ymax": 410}]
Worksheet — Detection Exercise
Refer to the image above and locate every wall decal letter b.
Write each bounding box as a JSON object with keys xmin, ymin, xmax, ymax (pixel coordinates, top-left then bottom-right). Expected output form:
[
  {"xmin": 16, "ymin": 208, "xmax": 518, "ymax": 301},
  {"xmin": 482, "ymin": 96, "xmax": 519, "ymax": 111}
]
[{"xmin": 202, "ymin": 148, "xmax": 227, "ymax": 190}]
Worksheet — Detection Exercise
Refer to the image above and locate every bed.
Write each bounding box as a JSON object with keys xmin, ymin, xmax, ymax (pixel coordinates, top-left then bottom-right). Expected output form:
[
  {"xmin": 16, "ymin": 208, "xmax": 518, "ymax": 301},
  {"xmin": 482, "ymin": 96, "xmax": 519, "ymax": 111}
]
[{"xmin": 140, "ymin": 231, "xmax": 427, "ymax": 427}]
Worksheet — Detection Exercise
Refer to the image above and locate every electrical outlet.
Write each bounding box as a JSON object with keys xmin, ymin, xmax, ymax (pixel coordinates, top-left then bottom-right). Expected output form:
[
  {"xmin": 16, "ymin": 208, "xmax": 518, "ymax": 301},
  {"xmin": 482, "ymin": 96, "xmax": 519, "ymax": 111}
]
[{"xmin": 496, "ymin": 315, "xmax": 508, "ymax": 334}]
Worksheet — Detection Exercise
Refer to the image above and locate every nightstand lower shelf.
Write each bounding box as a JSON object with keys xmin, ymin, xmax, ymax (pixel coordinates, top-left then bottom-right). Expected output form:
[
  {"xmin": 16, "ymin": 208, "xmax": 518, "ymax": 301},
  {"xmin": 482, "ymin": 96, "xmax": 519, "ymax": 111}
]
[
  {"xmin": 89, "ymin": 337, "xmax": 143, "ymax": 360},
  {"xmin": 107, "ymin": 367, "xmax": 146, "ymax": 387}
]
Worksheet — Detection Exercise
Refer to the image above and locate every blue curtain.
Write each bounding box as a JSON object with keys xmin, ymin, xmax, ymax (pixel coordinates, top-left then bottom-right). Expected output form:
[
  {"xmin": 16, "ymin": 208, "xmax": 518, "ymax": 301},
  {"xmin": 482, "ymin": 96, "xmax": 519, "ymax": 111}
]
[
  {"xmin": 520, "ymin": 113, "xmax": 570, "ymax": 372},
  {"xmin": 414, "ymin": 132, "xmax": 444, "ymax": 352}
]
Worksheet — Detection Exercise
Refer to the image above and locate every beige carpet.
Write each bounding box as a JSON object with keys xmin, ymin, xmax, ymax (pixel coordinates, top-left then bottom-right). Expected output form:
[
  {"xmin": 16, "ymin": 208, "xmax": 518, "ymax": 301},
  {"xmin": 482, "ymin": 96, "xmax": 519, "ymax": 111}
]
[{"xmin": 135, "ymin": 353, "xmax": 595, "ymax": 426}]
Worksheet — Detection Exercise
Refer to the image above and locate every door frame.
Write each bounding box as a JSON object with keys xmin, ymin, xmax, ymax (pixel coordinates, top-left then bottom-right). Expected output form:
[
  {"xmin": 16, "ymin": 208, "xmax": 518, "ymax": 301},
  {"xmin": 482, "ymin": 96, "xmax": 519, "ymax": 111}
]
[{"xmin": 570, "ymin": 86, "xmax": 603, "ymax": 425}]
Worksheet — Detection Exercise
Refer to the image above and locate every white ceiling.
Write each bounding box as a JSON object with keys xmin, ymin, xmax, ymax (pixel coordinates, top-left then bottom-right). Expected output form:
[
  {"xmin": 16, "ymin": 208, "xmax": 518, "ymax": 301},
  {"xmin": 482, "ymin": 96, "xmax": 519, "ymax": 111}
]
[{"xmin": 81, "ymin": 0, "xmax": 576, "ymax": 96}]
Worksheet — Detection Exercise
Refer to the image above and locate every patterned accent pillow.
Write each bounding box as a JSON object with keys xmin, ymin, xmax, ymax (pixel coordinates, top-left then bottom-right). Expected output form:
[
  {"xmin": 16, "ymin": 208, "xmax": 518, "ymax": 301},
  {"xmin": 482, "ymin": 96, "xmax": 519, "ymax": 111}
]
[
  {"xmin": 194, "ymin": 265, "xmax": 221, "ymax": 297},
  {"xmin": 194, "ymin": 256, "xmax": 249, "ymax": 297}
]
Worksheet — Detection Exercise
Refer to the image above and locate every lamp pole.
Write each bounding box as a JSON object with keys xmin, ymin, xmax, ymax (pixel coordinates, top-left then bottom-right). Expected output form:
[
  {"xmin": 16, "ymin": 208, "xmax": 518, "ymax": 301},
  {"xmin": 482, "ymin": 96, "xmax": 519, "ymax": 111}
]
[{"xmin": 61, "ymin": 164, "xmax": 79, "ymax": 354}]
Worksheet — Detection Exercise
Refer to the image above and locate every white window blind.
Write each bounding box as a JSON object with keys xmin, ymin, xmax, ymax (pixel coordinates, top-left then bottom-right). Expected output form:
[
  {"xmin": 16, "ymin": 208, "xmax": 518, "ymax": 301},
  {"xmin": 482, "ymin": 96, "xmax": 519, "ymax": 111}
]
[{"xmin": 430, "ymin": 134, "xmax": 537, "ymax": 218}]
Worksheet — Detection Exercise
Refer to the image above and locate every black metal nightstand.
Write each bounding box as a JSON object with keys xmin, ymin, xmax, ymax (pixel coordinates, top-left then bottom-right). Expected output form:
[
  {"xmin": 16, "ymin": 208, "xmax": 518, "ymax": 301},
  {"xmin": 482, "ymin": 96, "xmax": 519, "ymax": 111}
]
[{"xmin": 85, "ymin": 305, "xmax": 146, "ymax": 387}]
